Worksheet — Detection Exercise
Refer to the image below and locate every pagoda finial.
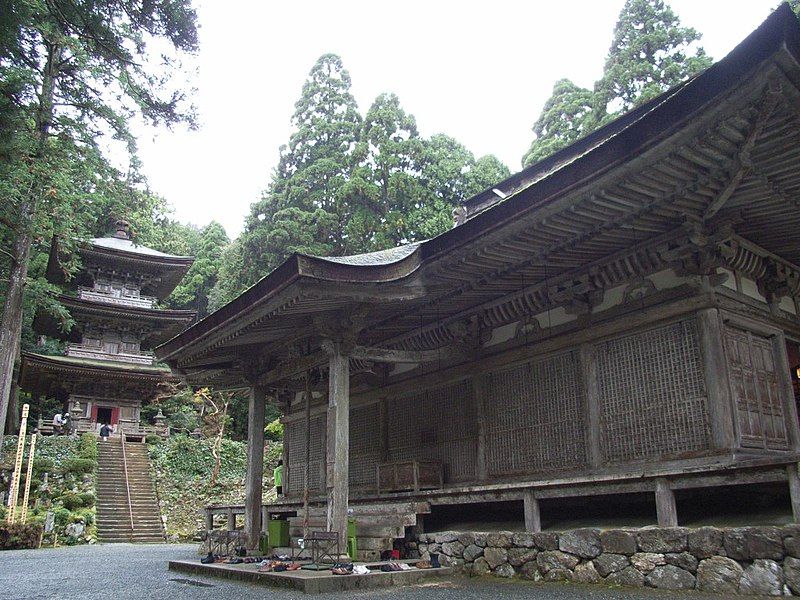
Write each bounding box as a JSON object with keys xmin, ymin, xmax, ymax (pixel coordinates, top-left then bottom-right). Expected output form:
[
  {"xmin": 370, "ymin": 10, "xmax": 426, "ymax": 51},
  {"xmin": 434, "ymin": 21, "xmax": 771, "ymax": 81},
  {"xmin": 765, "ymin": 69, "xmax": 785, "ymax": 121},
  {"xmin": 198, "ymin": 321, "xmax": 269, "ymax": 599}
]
[{"xmin": 113, "ymin": 219, "xmax": 131, "ymax": 240}]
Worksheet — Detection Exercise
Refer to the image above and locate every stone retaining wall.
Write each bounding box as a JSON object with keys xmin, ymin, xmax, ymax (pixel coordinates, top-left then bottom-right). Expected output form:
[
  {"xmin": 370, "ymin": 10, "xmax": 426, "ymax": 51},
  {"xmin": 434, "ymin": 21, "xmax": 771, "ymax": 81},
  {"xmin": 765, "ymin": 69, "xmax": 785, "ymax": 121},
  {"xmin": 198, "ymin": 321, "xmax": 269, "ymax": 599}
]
[{"xmin": 416, "ymin": 526, "xmax": 800, "ymax": 596}]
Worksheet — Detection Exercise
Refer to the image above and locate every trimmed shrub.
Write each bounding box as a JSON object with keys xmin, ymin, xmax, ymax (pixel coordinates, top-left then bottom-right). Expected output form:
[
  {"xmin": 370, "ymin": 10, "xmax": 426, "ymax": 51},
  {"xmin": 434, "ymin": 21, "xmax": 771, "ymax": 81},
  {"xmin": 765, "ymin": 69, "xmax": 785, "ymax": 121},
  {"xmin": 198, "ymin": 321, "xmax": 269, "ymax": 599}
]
[
  {"xmin": 78, "ymin": 433, "xmax": 98, "ymax": 461},
  {"xmin": 62, "ymin": 457, "xmax": 96, "ymax": 475},
  {"xmin": 0, "ymin": 523, "xmax": 43, "ymax": 550},
  {"xmin": 78, "ymin": 492, "xmax": 95, "ymax": 508},
  {"xmin": 33, "ymin": 457, "xmax": 55, "ymax": 473},
  {"xmin": 59, "ymin": 492, "xmax": 84, "ymax": 511},
  {"xmin": 53, "ymin": 507, "xmax": 72, "ymax": 529},
  {"xmin": 145, "ymin": 434, "xmax": 161, "ymax": 445}
]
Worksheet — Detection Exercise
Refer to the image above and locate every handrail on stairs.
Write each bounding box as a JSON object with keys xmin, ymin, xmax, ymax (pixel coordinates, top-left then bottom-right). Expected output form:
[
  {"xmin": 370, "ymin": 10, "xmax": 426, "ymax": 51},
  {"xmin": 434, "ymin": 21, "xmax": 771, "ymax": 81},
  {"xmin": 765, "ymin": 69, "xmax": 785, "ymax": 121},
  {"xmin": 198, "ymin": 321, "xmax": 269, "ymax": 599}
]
[{"xmin": 119, "ymin": 428, "xmax": 135, "ymax": 539}]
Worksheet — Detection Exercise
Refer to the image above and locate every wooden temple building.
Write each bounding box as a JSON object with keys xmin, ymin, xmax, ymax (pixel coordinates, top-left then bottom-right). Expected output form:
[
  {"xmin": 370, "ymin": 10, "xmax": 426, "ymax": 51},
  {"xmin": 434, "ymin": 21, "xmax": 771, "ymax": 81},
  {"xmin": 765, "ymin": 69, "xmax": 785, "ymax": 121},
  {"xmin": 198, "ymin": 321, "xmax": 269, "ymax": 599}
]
[
  {"xmin": 158, "ymin": 6, "xmax": 800, "ymax": 552},
  {"xmin": 19, "ymin": 220, "xmax": 195, "ymax": 437}
]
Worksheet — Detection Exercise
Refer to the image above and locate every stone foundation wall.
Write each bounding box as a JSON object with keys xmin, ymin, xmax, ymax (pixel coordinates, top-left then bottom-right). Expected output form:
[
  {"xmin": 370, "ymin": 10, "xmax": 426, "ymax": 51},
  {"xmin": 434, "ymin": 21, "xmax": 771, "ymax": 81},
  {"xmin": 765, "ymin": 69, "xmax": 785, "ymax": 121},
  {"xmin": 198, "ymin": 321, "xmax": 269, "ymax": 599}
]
[{"xmin": 416, "ymin": 526, "xmax": 800, "ymax": 596}]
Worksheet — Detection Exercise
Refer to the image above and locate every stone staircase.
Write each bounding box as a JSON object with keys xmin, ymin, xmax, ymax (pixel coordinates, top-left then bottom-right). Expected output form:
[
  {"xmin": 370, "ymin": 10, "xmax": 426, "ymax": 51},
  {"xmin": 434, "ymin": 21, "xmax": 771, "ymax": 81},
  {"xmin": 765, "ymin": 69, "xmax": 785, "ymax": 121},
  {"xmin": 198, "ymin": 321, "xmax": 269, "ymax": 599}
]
[
  {"xmin": 96, "ymin": 437, "xmax": 165, "ymax": 543},
  {"xmin": 284, "ymin": 501, "xmax": 430, "ymax": 561}
]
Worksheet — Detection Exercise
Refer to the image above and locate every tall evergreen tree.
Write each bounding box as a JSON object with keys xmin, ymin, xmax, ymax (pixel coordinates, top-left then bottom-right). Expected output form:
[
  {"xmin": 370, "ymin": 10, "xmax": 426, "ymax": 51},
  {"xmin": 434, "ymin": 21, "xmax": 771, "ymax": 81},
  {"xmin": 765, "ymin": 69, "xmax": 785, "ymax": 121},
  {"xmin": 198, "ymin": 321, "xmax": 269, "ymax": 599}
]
[
  {"xmin": 522, "ymin": 79, "xmax": 596, "ymax": 168},
  {"xmin": 235, "ymin": 54, "xmax": 361, "ymax": 289},
  {"xmin": 594, "ymin": 0, "xmax": 712, "ymax": 119}
]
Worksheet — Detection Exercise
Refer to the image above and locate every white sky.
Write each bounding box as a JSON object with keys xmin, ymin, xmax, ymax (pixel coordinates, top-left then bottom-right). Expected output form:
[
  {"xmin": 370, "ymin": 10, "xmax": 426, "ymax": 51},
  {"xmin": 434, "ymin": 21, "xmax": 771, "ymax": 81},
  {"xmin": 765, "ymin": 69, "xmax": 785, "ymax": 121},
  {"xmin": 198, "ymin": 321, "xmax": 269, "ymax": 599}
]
[{"xmin": 134, "ymin": 0, "xmax": 779, "ymax": 238}]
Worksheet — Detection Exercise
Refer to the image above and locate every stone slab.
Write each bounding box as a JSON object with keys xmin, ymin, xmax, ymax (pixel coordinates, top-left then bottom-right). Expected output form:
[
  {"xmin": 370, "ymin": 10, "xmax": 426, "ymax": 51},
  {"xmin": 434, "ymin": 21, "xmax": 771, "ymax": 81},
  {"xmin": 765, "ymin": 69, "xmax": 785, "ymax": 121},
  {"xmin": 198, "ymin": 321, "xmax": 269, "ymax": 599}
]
[{"xmin": 168, "ymin": 560, "xmax": 457, "ymax": 594}]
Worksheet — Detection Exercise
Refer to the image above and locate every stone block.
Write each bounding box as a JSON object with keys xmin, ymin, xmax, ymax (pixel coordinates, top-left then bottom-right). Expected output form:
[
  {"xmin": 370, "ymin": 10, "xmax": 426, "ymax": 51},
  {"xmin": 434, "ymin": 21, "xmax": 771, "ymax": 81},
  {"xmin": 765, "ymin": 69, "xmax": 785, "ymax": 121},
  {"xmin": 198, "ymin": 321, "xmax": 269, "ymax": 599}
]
[
  {"xmin": 441, "ymin": 541, "xmax": 464, "ymax": 558},
  {"xmin": 434, "ymin": 531, "xmax": 459, "ymax": 544},
  {"xmin": 637, "ymin": 527, "xmax": 688, "ymax": 553},
  {"xmin": 573, "ymin": 561, "xmax": 601, "ymax": 584},
  {"xmin": 519, "ymin": 560, "xmax": 540, "ymax": 580},
  {"xmin": 559, "ymin": 528, "xmax": 602, "ymax": 559},
  {"xmin": 664, "ymin": 551, "xmax": 698, "ymax": 573},
  {"xmin": 645, "ymin": 565, "xmax": 696, "ymax": 590},
  {"xmin": 600, "ymin": 530, "xmax": 637, "ymax": 555},
  {"xmin": 532, "ymin": 532, "xmax": 559, "ymax": 551},
  {"xmin": 483, "ymin": 547, "xmax": 508, "ymax": 570},
  {"xmin": 473, "ymin": 533, "xmax": 487, "ymax": 548},
  {"xmin": 739, "ymin": 559, "xmax": 783, "ymax": 597},
  {"xmin": 512, "ymin": 532, "xmax": 536, "ymax": 548},
  {"xmin": 542, "ymin": 568, "xmax": 573, "ymax": 582},
  {"xmin": 594, "ymin": 553, "xmax": 630, "ymax": 577},
  {"xmin": 458, "ymin": 532, "xmax": 475, "ymax": 547},
  {"xmin": 687, "ymin": 527, "xmax": 723, "ymax": 559},
  {"xmin": 485, "ymin": 532, "xmax": 513, "ymax": 548},
  {"xmin": 494, "ymin": 563, "xmax": 516, "ymax": 578},
  {"xmin": 696, "ymin": 556, "xmax": 743, "ymax": 594},
  {"xmin": 630, "ymin": 552, "xmax": 665, "ymax": 573},
  {"xmin": 606, "ymin": 566, "xmax": 645, "ymax": 587},
  {"xmin": 472, "ymin": 557, "xmax": 491, "ymax": 576},
  {"xmin": 723, "ymin": 527, "xmax": 783, "ymax": 560},
  {"xmin": 537, "ymin": 550, "xmax": 579, "ymax": 573},
  {"xmin": 463, "ymin": 544, "xmax": 483, "ymax": 563},
  {"xmin": 784, "ymin": 556, "xmax": 800, "ymax": 595},
  {"xmin": 786, "ymin": 536, "xmax": 800, "ymax": 559},
  {"xmin": 507, "ymin": 547, "xmax": 537, "ymax": 568}
]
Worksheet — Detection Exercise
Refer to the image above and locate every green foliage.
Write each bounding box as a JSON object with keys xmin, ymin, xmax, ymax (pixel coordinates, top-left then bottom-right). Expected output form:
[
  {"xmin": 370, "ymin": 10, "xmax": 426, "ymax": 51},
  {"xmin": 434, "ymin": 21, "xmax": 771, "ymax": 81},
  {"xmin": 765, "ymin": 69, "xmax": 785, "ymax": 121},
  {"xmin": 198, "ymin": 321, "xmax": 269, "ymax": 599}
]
[
  {"xmin": 77, "ymin": 433, "xmax": 97, "ymax": 461},
  {"xmin": 522, "ymin": 0, "xmax": 712, "ymax": 167},
  {"xmin": 0, "ymin": 523, "xmax": 43, "ymax": 550},
  {"xmin": 58, "ymin": 492, "xmax": 84, "ymax": 511},
  {"xmin": 33, "ymin": 457, "xmax": 55, "ymax": 474},
  {"xmin": 61, "ymin": 457, "xmax": 96, "ymax": 475},
  {"xmin": 145, "ymin": 434, "xmax": 162, "ymax": 445},
  {"xmin": 265, "ymin": 418, "xmax": 284, "ymax": 441}
]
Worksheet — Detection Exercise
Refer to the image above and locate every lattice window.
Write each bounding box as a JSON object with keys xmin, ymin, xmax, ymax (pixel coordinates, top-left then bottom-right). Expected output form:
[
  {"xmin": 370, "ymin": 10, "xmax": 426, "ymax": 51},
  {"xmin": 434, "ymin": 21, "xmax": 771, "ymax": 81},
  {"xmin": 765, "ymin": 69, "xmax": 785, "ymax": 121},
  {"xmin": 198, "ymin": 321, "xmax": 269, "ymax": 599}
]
[
  {"xmin": 388, "ymin": 380, "xmax": 477, "ymax": 483},
  {"xmin": 725, "ymin": 326, "xmax": 789, "ymax": 450},
  {"xmin": 285, "ymin": 415, "xmax": 326, "ymax": 495},
  {"xmin": 484, "ymin": 350, "xmax": 587, "ymax": 477},
  {"xmin": 597, "ymin": 319, "xmax": 710, "ymax": 463},
  {"xmin": 349, "ymin": 406, "xmax": 380, "ymax": 489}
]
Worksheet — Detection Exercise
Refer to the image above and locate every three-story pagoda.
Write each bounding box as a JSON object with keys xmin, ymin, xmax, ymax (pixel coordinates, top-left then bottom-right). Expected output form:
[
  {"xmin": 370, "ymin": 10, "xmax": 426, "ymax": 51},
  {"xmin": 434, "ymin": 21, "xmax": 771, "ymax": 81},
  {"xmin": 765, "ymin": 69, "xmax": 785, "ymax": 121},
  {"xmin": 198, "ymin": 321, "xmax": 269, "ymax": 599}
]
[{"xmin": 19, "ymin": 220, "xmax": 195, "ymax": 436}]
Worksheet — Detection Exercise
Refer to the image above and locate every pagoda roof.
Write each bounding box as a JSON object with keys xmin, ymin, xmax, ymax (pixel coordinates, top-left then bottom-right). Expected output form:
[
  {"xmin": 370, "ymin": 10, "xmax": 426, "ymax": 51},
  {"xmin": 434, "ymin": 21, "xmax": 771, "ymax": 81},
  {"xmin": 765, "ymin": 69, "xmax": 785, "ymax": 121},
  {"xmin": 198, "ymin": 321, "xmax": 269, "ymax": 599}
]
[
  {"xmin": 33, "ymin": 295, "xmax": 196, "ymax": 346},
  {"xmin": 156, "ymin": 6, "xmax": 800, "ymax": 388},
  {"xmin": 18, "ymin": 351, "xmax": 176, "ymax": 398},
  {"xmin": 87, "ymin": 236, "xmax": 191, "ymax": 259}
]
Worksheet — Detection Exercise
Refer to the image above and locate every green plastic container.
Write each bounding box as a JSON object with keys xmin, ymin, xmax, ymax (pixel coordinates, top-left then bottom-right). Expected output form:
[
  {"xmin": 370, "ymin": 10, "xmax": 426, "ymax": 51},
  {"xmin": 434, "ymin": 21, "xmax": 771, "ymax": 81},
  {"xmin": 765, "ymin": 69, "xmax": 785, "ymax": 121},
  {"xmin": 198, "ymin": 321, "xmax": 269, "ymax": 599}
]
[
  {"xmin": 347, "ymin": 536, "xmax": 358, "ymax": 560},
  {"xmin": 348, "ymin": 518, "xmax": 356, "ymax": 537},
  {"xmin": 268, "ymin": 518, "xmax": 290, "ymax": 547}
]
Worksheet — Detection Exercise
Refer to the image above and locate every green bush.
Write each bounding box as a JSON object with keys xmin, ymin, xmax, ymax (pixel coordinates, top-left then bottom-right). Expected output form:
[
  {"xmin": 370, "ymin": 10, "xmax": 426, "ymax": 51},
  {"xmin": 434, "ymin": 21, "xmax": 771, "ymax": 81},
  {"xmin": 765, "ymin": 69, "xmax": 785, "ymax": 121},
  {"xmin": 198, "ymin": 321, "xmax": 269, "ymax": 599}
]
[
  {"xmin": 78, "ymin": 433, "xmax": 98, "ymax": 461},
  {"xmin": 59, "ymin": 492, "xmax": 84, "ymax": 511},
  {"xmin": 265, "ymin": 418, "xmax": 283, "ymax": 441},
  {"xmin": 0, "ymin": 523, "xmax": 43, "ymax": 550},
  {"xmin": 145, "ymin": 434, "xmax": 161, "ymax": 445},
  {"xmin": 78, "ymin": 492, "xmax": 95, "ymax": 508},
  {"xmin": 73, "ymin": 508, "xmax": 95, "ymax": 526},
  {"xmin": 33, "ymin": 457, "xmax": 55, "ymax": 473},
  {"xmin": 53, "ymin": 507, "xmax": 72, "ymax": 529},
  {"xmin": 62, "ymin": 457, "xmax": 96, "ymax": 475}
]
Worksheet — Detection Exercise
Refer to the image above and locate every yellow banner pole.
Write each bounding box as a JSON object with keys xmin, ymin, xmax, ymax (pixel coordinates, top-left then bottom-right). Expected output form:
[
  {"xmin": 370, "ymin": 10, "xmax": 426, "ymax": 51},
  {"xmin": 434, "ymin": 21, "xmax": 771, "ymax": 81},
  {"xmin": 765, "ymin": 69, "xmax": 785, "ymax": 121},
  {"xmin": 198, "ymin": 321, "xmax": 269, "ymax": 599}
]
[
  {"xmin": 7, "ymin": 404, "xmax": 30, "ymax": 524},
  {"xmin": 20, "ymin": 432, "xmax": 37, "ymax": 524}
]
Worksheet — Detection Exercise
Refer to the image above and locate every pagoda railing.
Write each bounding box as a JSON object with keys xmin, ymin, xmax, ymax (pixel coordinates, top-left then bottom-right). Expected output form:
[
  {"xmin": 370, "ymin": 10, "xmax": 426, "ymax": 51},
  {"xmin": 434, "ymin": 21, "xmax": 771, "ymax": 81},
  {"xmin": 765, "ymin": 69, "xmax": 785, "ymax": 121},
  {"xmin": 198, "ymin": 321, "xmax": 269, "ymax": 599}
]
[
  {"xmin": 66, "ymin": 344, "xmax": 155, "ymax": 365},
  {"xmin": 77, "ymin": 286, "xmax": 156, "ymax": 309}
]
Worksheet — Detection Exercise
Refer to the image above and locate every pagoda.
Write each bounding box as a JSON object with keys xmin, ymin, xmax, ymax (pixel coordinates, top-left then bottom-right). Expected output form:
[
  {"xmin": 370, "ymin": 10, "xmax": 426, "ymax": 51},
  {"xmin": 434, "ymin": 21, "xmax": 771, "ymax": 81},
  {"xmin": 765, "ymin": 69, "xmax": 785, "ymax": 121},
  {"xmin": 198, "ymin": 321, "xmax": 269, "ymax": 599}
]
[{"xmin": 18, "ymin": 220, "xmax": 195, "ymax": 437}]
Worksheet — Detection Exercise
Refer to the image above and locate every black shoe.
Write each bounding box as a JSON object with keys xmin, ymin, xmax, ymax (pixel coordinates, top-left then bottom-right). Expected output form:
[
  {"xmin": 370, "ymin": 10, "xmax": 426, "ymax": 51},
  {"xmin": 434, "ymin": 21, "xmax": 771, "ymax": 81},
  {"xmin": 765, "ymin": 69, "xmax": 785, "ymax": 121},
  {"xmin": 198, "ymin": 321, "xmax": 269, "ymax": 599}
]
[
  {"xmin": 430, "ymin": 553, "xmax": 441, "ymax": 568},
  {"xmin": 201, "ymin": 552, "xmax": 214, "ymax": 564}
]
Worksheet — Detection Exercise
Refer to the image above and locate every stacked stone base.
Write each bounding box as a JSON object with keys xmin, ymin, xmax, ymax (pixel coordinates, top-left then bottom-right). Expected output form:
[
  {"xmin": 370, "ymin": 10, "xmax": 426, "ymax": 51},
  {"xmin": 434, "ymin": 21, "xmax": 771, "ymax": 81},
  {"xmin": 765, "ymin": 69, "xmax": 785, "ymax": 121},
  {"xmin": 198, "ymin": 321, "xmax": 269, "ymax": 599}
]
[{"xmin": 417, "ymin": 526, "xmax": 800, "ymax": 596}]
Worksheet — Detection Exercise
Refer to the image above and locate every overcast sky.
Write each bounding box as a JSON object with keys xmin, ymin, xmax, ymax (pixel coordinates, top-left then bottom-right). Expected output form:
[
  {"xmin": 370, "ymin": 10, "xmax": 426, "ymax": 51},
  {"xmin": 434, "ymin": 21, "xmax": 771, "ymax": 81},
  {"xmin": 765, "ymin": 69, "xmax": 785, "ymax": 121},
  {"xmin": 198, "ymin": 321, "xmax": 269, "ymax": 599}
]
[{"xmin": 134, "ymin": 0, "xmax": 779, "ymax": 238}]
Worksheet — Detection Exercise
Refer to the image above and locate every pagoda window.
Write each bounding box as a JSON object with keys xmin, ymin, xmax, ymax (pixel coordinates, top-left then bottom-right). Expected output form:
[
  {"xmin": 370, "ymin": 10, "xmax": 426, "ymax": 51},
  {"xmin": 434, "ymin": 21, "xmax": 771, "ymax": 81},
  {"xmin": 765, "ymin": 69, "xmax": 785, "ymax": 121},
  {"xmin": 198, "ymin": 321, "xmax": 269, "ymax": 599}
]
[
  {"xmin": 83, "ymin": 337, "xmax": 101, "ymax": 348},
  {"xmin": 121, "ymin": 341, "xmax": 139, "ymax": 353},
  {"xmin": 103, "ymin": 341, "xmax": 120, "ymax": 354}
]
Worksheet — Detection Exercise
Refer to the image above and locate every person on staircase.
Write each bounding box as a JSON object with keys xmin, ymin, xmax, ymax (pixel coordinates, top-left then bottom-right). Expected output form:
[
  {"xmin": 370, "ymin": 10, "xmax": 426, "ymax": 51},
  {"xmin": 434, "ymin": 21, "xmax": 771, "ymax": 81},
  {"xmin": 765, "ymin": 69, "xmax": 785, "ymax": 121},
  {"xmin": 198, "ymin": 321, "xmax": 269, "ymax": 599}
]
[{"xmin": 99, "ymin": 422, "xmax": 112, "ymax": 442}]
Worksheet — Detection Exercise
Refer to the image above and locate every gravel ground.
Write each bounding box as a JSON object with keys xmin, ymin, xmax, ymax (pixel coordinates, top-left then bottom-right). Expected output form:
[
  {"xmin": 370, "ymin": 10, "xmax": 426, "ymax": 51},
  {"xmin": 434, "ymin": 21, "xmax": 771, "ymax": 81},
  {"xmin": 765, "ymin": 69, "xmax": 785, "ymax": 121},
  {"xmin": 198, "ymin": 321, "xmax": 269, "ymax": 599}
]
[{"xmin": 0, "ymin": 543, "xmax": 739, "ymax": 599}]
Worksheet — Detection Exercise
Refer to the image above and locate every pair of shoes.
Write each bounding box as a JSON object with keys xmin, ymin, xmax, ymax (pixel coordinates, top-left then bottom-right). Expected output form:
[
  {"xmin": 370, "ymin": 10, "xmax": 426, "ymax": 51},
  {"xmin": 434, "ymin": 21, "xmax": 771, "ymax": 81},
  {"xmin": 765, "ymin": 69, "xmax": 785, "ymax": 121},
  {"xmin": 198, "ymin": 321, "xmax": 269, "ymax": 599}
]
[
  {"xmin": 286, "ymin": 562, "xmax": 301, "ymax": 571},
  {"xmin": 416, "ymin": 560, "xmax": 432, "ymax": 569},
  {"xmin": 353, "ymin": 565, "xmax": 370, "ymax": 575},
  {"xmin": 200, "ymin": 552, "xmax": 214, "ymax": 564},
  {"xmin": 332, "ymin": 563, "xmax": 353, "ymax": 575},
  {"xmin": 228, "ymin": 557, "xmax": 244, "ymax": 564},
  {"xmin": 380, "ymin": 562, "xmax": 403, "ymax": 572}
]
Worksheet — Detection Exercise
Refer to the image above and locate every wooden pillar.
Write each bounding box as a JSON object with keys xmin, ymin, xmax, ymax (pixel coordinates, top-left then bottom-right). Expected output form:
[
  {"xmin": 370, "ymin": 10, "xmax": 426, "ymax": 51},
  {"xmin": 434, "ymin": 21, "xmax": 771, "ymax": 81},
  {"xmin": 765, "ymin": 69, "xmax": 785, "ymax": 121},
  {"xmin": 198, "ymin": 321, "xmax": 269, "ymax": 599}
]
[
  {"xmin": 326, "ymin": 346, "xmax": 350, "ymax": 553},
  {"xmin": 261, "ymin": 507, "xmax": 270, "ymax": 534},
  {"xmin": 697, "ymin": 308, "xmax": 736, "ymax": 449},
  {"xmin": 226, "ymin": 508, "xmax": 235, "ymax": 531},
  {"xmin": 244, "ymin": 385, "xmax": 267, "ymax": 549},
  {"xmin": 580, "ymin": 344, "xmax": 602, "ymax": 468},
  {"xmin": 523, "ymin": 490, "xmax": 541, "ymax": 533},
  {"xmin": 473, "ymin": 375, "xmax": 488, "ymax": 482},
  {"xmin": 788, "ymin": 464, "xmax": 800, "ymax": 523},
  {"xmin": 655, "ymin": 478, "xmax": 678, "ymax": 527},
  {"xmin": 205, "ymin": 509, "xmax": 213, "ymax": 532},
  {"xmin": 772, "ymin": 332, "xmax": 800, "ymax": 451}
]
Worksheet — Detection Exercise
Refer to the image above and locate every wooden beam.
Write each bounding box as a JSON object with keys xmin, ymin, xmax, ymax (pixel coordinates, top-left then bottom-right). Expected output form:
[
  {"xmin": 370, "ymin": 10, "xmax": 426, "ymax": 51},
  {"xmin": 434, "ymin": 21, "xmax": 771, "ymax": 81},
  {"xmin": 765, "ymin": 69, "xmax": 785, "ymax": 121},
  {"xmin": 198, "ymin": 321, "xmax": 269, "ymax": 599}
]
[
  {"xmin": 326, "ymin": 346, "xmax": 350, "ymax": 554},
  {"xmin": 349, "ymin": 344, "xmax": 461, "ymax": 364},
  {"xmin": 655, "ymin": 478, "xmax": 678, "ymax": 527},
  {"xmin": 523, "ymin": 490, "xmax": 541, "ymax": 533},
  {"xmin": 580, "ymin": 344, "xmax": 602, "ymax": 468},
  {"xmin": 788, "ymin": 464, "xmax": 800, "ymax": 523},
  {"xmin": 696, "ymin": 308, "xmax": 736, "ymax": 450},
  {"xmin": 257, "ymin": 352, "xmax": 327, "ymax": 386},
  {"xmin": 244, "ymin": 385, "xmax": 267, "ymax": 549}
]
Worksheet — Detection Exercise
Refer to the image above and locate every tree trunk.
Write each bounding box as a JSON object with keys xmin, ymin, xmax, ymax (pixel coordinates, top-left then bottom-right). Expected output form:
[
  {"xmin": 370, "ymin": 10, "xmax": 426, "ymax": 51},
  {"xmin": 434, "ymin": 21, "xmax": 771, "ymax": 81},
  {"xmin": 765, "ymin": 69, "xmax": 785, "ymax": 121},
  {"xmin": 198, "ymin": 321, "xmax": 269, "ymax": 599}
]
[{"xmin": 0, "ymin": 43, "xmax": 61, "ymax": 448}]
